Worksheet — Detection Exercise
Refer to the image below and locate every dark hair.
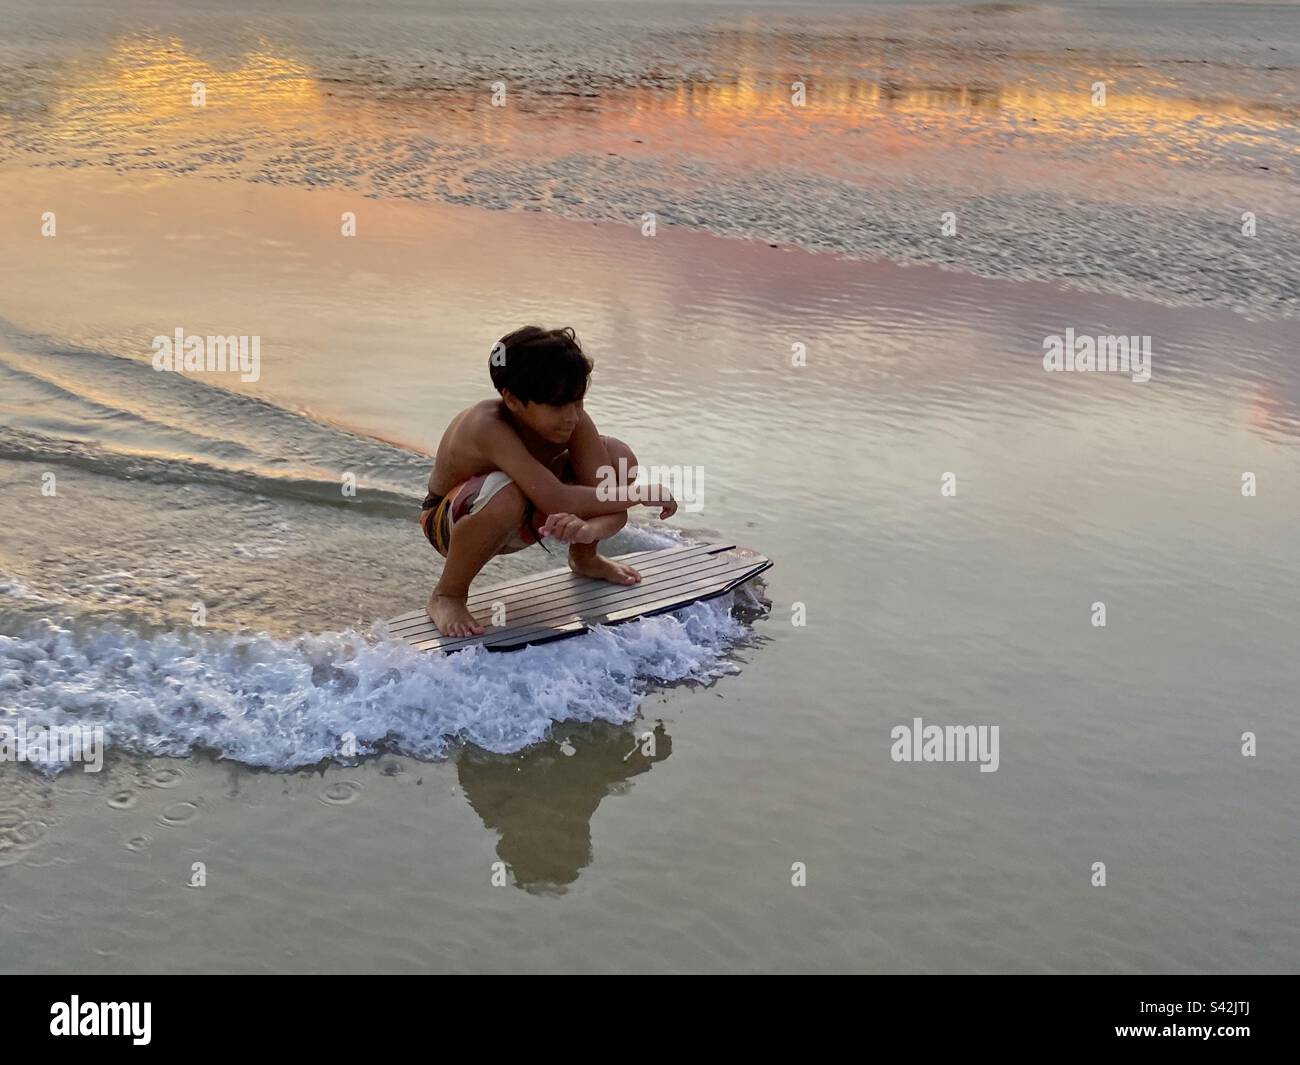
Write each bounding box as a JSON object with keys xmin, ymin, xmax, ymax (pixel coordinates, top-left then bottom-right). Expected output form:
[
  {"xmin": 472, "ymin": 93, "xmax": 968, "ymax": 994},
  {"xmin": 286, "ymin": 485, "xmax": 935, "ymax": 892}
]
[{"xmin": 489, "ymin": 325, "xmax": 592, "ymax": 406}]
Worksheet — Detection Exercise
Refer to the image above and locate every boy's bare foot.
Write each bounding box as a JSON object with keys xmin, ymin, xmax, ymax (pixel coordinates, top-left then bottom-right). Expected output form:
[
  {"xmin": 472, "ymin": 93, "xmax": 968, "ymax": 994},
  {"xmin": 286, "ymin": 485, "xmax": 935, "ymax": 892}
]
[
  {"xmin": 426, "ymin": 591, "xmax": 486, "ymax": 637},
  {"xmin": 569, "ymin": 549, "xmax": 641, "ymax": 585}
]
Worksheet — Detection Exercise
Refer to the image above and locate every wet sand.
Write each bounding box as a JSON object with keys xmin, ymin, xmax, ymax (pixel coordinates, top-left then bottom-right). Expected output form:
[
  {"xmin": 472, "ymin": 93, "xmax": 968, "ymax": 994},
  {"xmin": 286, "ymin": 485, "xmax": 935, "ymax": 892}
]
[{"xmin": 1, "ymin": 0, "xmax": 1296, "ymax": 317}]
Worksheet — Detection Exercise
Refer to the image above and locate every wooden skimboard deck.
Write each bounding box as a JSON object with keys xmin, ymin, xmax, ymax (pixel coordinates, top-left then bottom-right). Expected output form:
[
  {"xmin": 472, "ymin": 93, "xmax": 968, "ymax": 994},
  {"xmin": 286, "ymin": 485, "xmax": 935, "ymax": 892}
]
[{"xmin": 385, "ymin": 542, "xmax": 772, "ymax": 654}]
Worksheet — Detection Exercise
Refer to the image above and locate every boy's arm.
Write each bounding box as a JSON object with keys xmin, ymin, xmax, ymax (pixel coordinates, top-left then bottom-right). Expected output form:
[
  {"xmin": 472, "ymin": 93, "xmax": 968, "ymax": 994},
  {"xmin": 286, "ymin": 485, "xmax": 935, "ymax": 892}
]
[
  {"xmin": 553, "ymin": 412, "xmax": 629, "ymax": 540},
  {"xmin": 483, "ymin": 419, "xmax": 633, "ymax": 518},
  {"xmin": 565, "ymin": 410, "xmax": 613, "ymax": 487}
]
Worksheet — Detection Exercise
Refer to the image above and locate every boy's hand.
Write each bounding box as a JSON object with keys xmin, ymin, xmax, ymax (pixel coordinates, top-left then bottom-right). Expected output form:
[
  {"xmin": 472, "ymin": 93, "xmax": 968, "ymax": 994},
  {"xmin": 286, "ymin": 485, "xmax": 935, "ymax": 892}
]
[
  {"xmin": 540, "ymin": 513, "xmax": 599, "ymax": 544},
  {"xmin": 652, "ymin": 486, "xmax": 678, "ymax": 520}
]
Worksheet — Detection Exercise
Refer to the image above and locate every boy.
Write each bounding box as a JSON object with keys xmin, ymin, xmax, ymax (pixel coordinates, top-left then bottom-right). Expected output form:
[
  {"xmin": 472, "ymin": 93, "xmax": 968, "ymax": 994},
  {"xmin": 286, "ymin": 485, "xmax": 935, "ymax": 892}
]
[{"xmin": 421, "ymin": 326, "xmax": 677, "ymax": 637}]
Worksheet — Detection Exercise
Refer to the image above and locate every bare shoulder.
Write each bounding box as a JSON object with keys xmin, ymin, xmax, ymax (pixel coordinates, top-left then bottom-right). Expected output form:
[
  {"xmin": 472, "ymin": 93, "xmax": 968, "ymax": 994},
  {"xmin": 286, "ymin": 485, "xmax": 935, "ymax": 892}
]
[
  {"xmin": 463, "ymin": 399, "xmax": 514, "ymax": 443},
  {"xmin": 432, "ymin": 400, "xmax": 508, "ymax": 490},
  {"xmin": 444, "ymin": 399, "xmax": 501, "ymax": 439}
]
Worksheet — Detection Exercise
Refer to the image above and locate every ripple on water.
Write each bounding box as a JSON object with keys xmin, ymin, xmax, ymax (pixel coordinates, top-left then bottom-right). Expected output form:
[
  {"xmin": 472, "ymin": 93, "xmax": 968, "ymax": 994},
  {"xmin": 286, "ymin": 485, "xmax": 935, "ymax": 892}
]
[
  {"xmin": 157, "ymin": 800, "xmax": 200, "ymax": 827},
  {"xmin": 107, "ymin": 789, "xmax": 136, "ymax": 810},
  {"xmin": 319, "ymin": 780, "xmax": 362, "ymax": 806},
  {"xmin": 0, "ymin": 773, "xmax": 51, "ymax": 868},
  {"xmin": 0, "ymin": 809, "xmax": 48, "ymax": 867},
  {"xmin": 141, "ymin": 765, "xmax": 185, "ymax": 789}
]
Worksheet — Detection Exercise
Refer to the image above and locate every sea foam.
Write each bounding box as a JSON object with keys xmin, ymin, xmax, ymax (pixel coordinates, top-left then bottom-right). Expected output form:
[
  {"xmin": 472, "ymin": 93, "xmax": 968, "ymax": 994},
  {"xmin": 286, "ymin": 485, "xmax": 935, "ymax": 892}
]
[{"xmin": 0, "ymin": 592, "xmax": 751, "ymax": 772}]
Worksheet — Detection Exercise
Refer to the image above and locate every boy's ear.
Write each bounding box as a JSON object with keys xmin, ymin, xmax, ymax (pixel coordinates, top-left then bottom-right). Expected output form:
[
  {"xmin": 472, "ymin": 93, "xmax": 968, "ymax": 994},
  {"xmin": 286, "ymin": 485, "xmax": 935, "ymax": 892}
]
[{"xmin": 500, "ymin": 390, "xmax": 525, "ymax": 415}]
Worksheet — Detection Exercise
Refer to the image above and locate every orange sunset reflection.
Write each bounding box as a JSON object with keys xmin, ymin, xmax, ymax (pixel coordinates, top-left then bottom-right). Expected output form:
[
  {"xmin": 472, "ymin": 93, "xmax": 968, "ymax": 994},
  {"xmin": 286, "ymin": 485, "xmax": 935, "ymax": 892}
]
[{"xmin": 22, "ymin": 29, "xmax": 1290, "ymax": 179}]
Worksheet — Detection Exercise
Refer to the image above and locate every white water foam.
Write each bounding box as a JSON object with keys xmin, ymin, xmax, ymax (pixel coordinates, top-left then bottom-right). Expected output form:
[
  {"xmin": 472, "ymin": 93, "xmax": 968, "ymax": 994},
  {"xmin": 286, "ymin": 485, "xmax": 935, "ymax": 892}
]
[{"xmin": 0, "ymin": 592, "xmax": 750, "ymax": 772}]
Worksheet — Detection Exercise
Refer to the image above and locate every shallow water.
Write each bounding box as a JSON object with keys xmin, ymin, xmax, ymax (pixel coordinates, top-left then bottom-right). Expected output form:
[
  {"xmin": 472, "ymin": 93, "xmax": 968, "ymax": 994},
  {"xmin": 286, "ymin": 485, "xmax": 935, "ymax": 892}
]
[
  {"xmin": 1, "ymin": 0, "xmax": 1296, "ymax": 315},
  {"xmin": 1, "ymin": 0, "xmax": 1298, "ymax": 973}
]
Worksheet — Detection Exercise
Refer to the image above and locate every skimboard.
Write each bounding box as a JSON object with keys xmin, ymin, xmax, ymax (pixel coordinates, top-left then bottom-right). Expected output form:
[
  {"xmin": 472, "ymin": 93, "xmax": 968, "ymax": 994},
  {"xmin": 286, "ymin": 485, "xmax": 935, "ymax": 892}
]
[{"xmin": 385, "ymin": 541, "xmax": 772, "ymax": 653}]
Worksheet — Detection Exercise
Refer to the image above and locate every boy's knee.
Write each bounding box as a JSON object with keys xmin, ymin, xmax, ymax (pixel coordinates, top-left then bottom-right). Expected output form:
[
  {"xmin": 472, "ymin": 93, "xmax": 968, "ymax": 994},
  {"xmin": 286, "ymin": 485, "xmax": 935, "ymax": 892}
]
[
  {"xmin": 477, "ymin": 480, "xmax": 528, "ymax": 522},
  {"xmin": 602, "ymin": 436, "xmax": 639, "ymax": 483},
  {"xmin": 450, "ymin": 482, "xmax": 527, "ymax": 546}
]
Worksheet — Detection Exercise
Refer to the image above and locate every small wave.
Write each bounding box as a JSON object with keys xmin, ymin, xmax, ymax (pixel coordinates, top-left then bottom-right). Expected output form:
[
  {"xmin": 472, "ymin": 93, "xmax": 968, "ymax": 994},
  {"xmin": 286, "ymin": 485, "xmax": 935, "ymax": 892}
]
[
  {"xmin": 0, "ymin": 323, "xmax": 430, "ymax": 513},
  {"xmin": 0, "ymin": 425, "xmax": 417, "ymax": 517},
  {"xmin": 0, "ymin": 593, "xmax": 753, "ymax": 772}
]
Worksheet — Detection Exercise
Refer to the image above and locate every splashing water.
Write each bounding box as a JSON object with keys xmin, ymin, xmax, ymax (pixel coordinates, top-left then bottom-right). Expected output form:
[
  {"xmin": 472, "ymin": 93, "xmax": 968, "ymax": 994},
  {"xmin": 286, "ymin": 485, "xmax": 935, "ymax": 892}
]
[{"xmin": 0, "ymin": 592, "xmax": 753, "ymax": 772}]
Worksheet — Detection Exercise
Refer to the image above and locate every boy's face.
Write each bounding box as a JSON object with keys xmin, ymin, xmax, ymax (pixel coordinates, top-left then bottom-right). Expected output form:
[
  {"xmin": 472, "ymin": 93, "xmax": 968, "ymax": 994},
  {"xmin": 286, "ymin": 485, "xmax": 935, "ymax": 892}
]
[{"xmin": 505, "ymin": 393, "xmax": 581, "ymax": 444}]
